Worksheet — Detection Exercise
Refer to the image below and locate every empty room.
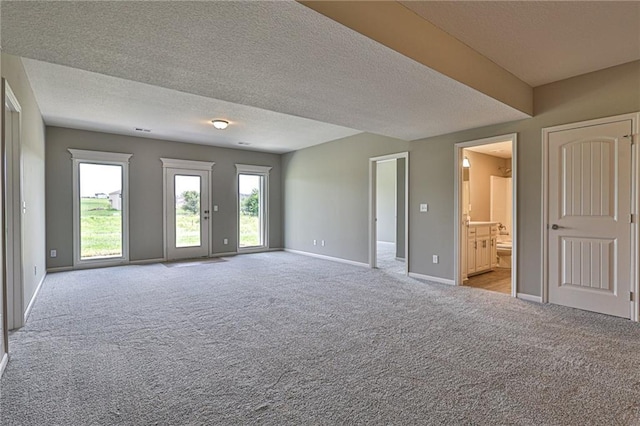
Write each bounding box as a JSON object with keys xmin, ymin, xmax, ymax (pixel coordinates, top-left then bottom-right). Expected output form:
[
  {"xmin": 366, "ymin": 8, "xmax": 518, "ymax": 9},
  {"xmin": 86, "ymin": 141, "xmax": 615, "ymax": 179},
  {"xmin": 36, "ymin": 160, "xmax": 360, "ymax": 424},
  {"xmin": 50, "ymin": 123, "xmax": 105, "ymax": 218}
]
[{"xmin": 1, "ymin": 1, "xmax": 640, "ymax": 424}]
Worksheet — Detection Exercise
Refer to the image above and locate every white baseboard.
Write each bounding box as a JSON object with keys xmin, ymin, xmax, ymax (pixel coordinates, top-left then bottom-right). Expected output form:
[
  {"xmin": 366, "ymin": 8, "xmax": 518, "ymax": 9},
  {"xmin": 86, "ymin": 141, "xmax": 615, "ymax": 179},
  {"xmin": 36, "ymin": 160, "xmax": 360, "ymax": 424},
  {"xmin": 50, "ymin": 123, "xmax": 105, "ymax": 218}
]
[
  {"xmin": 129, "ymin": 258, "xmax": 165, "ymax": 265},
  {"xmin": 284, "ymin": 249, "xmax": 369, "ymax": 268},
  {"xmin": 408, "ymin": 272, "xmax": 455, "ymax": 286},
  {"xmin": 517, "ymin": 293, "xmax": 543, "ymax": 303},
  {"xmin": 0, "ymin": 353, "xmax": 8, "ymax": 378},
  {"xmin": 24, "ymin": 273, "xmax": 46, "ymax": 323}
]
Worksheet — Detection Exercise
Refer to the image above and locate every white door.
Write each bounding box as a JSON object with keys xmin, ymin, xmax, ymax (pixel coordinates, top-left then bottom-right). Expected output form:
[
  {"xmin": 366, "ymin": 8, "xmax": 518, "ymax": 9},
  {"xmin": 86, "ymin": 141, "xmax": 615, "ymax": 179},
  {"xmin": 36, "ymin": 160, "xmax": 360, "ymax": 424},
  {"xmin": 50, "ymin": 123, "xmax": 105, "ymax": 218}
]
[
  {"xmin": 166, "ymin": 168, "xmax": 210, "ymax": 260},
  {"xmin": 548, "ymin": 120, "xmax": 632, "ymax": 318}
]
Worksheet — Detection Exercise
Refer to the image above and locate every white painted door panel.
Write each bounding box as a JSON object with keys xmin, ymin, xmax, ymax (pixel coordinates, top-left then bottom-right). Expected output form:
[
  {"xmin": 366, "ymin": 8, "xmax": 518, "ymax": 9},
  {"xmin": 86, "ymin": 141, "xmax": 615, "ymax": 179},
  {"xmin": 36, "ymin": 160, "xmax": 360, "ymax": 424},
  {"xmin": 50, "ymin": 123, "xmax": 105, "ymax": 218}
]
[{"xmin": 548, "ymin": 120, "xmax": 632, "ymax": 318}]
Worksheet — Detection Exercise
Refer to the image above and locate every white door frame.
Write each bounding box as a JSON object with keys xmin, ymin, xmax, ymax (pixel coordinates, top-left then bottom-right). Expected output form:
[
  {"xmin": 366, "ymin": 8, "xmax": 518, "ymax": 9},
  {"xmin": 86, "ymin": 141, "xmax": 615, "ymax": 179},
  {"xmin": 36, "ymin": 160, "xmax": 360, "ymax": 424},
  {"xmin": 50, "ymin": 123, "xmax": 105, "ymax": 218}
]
[
  {"xmin": 369, "ymin": 151, "xmax": 409, "ymax": 274},
  {"xmin": 454, "ymin": 134, "xmax": 518, "ymax": 297},
  {"xmin": 161, "ymin": 158, "xmax": 214, "ymax": 260},
  {"xmin": 2, "ymin": 79, "xmax": 24, "ymax": 330},
  {"xmin": 542, "ymin": 112, "xmax": 640, "ymax": 320},
  {"xmin": 235, "ymin": 164, "xmax": 272, "ymax": 253}
]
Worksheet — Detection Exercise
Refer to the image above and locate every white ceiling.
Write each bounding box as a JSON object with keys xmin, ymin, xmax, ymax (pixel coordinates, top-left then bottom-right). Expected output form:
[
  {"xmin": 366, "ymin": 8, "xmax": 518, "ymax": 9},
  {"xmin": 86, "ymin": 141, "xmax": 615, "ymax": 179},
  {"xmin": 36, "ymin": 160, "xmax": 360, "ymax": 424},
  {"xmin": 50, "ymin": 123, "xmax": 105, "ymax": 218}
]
[
  {"xmin": 465, "ymin": 141, "xmax": 512, "ymax": 159},
  {"xmin": 401, "ymin": 1, "xmax": 640, "ymax": 87},
  {"xmin": 1, "ymin": 1, "xmax": 528, "ymax": 152},
  {"xmin": 21, "ymin": 59, "xmax": 361, "ymax": 154}
]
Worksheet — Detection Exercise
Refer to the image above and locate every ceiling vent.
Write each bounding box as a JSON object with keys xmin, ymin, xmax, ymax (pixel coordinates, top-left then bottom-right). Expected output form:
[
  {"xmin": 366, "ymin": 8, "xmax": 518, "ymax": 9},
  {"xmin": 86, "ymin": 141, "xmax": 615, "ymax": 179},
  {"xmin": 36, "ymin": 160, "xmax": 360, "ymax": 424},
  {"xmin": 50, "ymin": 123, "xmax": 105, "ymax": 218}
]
[{"xmin": 134, "ymin": 127, "xmax": 151, "ymax": 133}]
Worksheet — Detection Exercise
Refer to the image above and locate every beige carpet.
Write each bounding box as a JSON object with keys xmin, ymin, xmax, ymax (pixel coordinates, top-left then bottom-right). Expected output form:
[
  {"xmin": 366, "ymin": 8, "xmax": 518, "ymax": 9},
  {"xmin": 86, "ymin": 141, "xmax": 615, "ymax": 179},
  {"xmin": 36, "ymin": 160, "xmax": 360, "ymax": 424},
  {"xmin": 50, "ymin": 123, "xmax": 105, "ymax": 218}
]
[{"xmin": 2, "ymin": 251, "xmax": 640, "ymax": 424}]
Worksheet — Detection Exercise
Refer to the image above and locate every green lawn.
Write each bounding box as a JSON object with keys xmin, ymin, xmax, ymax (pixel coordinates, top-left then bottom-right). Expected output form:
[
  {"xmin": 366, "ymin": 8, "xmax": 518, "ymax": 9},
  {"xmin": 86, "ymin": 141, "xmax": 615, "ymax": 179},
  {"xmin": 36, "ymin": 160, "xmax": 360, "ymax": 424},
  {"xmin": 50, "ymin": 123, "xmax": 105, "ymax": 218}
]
[
  {"xmin": 239, "ymin": 213, "xmax": 260, "ymax": 247},
  {"xmin": 175, "ymin": 209, "xmax": 200, "ymax": 247},
  {"xmin": 80, "ymin": 198, "xmax": 122, "ymax": 258}
]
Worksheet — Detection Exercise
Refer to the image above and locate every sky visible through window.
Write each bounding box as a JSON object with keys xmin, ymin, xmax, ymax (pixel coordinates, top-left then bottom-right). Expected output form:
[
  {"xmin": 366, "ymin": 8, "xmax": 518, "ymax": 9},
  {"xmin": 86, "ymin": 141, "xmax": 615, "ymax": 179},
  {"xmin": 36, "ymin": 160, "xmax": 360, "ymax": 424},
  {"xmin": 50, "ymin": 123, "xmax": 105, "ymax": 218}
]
[{"xmin": 79, "ymin": 163, "xmax": 122, "ymax": 197}]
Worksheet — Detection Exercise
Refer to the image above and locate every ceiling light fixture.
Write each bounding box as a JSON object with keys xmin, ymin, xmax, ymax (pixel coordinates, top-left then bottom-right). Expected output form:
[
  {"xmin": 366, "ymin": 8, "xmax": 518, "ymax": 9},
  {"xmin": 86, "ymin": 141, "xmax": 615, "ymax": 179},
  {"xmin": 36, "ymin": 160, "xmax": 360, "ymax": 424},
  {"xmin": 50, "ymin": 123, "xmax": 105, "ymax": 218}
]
[
  {"xmin": 463, "ymin": 157, "xmax": 471, "ymax": 168},
  {"xmin": 211, "ymin": 119, "xmax": 229, "ymax": 130}
]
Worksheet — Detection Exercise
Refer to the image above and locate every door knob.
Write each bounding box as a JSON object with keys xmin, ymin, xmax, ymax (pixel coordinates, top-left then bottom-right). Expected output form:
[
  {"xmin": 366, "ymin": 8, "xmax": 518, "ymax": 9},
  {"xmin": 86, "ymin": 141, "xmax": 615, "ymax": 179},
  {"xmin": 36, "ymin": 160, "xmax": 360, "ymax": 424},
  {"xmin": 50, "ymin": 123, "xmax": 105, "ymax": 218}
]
[{"xmin": 551, "ymin": 224, "xmax": 561, "ymax": 230}]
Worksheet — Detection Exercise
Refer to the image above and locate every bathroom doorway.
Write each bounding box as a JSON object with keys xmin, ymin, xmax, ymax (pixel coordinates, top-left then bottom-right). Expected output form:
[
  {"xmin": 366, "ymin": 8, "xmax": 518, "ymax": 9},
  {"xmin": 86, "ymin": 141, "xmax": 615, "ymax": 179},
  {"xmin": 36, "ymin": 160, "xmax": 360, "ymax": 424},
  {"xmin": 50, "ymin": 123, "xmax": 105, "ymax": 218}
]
[{"xmin": 454, "ymin": 134, "xmax": 517, "ymax": 296}]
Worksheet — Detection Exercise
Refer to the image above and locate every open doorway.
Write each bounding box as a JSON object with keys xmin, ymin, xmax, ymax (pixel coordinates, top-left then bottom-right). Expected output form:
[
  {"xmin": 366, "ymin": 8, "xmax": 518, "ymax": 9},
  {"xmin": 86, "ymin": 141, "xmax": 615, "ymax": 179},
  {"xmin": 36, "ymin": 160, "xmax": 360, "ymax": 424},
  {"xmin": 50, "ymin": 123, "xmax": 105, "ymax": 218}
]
[
  {"xmin": 369, "ymin": 152, "xmax": 409, "ymax": 274},
  {"xmin": 454, "ymin": 134, "xmax": 517, "ymax": 296}
]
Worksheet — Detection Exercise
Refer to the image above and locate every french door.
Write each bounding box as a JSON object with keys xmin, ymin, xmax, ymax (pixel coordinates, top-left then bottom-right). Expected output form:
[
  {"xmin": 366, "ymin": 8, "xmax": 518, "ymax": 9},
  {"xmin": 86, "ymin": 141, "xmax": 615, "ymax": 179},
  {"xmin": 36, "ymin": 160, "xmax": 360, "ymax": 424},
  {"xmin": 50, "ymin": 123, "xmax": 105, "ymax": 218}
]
[{"xmin": 165, "ymin": 167, "xmax": 211, "ymax": 260}]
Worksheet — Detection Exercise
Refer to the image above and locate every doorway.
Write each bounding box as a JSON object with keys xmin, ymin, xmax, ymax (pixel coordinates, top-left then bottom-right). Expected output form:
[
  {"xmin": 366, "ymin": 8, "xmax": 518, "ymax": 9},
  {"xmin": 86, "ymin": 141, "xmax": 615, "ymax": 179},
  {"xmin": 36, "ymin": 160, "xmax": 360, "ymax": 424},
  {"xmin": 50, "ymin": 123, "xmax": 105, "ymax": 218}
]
[
  {"xmin": 369, "ymin": 152, "xmax": 409, "ymax": 274},
  {"xmin": 542, "ymin": 113, "xmax": 639, "ymax": 319},
  {"xmin": 454, "ymin": 134, "xmax": 517, "ymax": 296},
  {"xmin": 162, "ymin": 159, "xmax": 214, "ymax": 261}
]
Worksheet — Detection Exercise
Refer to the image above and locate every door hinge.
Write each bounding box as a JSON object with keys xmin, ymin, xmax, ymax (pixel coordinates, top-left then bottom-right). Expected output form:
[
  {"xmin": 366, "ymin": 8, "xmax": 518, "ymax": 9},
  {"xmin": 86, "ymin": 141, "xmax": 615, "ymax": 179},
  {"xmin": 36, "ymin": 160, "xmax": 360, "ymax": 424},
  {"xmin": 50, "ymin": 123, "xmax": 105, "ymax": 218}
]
[
  {"xmin": 631, "ymin": 292, "xmax": 634, "ymax": 302},
  {"xmin": 630, "ymin": 214, "xmax": 634, "ymax": 224}
]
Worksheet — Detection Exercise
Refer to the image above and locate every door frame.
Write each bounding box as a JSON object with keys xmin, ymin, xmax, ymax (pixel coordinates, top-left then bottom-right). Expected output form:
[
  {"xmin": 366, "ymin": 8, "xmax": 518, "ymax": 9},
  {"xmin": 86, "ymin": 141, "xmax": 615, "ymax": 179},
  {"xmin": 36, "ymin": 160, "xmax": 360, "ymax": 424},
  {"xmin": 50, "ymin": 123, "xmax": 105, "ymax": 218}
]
[
  {"xmin": 541, "ymin": 112, "xmax": 640, "ymax": 320},
  {"xmin": 454, "ymin": 133, "xmax": 518, "ymax": 297},
  {"xmin": 368, "ymin": 151, "xmax": 409, "ymax": 274},
  {"xmin": 161, "ymin": 158, "xmax": 215, "ymax": 260},
  {"xmin": 2, "ymin": 79, "xmax": 24, "ymax": 330}
]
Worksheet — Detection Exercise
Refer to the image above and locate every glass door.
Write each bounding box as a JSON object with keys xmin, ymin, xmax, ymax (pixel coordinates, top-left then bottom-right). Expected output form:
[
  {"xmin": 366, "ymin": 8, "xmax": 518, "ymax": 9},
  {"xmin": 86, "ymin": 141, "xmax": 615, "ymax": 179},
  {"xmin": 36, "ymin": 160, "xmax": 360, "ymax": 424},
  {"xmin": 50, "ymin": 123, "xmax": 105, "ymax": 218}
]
[{"xmin": 166, "ymin": 168, "xmax": 210, "ymax": 260}]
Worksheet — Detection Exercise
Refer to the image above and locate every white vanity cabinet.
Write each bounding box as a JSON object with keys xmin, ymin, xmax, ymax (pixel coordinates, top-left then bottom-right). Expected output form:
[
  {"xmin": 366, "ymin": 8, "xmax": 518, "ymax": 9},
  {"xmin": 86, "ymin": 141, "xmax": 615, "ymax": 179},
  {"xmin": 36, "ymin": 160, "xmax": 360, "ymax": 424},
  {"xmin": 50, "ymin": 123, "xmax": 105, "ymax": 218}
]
[{"xmin": 466, "ymin": 222, "xmax": 498, "ymax": 277}]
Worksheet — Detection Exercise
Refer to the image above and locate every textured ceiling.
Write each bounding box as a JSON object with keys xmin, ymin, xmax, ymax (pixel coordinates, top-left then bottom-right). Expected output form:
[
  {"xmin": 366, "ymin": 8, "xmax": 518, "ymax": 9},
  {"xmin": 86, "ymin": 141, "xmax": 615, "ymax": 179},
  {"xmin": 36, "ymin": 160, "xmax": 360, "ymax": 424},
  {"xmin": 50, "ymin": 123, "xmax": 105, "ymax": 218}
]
[
  {"xmin": 22, "ymin": 59, "xmax": 361, "ymax": 154},
  {"xmin": 1, "ymin": 0, "xmax": 528, "ymax": 151},
  {"xmin": 465, "ymin": 141, "xmax": 512, "ymax": 159},
  {"xmin": 401, "ymin": 1, "xmax": 640, "ymax": 87}
]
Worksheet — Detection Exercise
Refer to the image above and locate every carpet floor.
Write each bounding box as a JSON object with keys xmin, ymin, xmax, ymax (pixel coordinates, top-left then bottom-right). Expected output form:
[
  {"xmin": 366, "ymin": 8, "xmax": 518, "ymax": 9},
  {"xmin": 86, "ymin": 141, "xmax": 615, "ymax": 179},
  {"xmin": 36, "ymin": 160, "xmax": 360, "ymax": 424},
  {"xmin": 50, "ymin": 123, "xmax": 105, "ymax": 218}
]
[{"xmin": 2, "ymin": 252, "xmax": 640, "ymax": 425}]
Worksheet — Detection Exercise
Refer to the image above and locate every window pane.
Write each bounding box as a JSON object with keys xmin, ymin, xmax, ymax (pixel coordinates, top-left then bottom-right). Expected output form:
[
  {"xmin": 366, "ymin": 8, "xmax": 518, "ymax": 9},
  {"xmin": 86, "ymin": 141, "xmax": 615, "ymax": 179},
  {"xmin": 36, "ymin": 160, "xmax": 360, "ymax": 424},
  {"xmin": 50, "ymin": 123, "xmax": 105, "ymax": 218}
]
[
  {"xmin": 239, "ymin": 174, "xmax": 262, "ymax": 247},
  {"xmin": 175, "ymin": 175, "xmax": 201, "ymax": 248},
  {"xmin": 79, "ymin": 163, "xmax": 123, "ymax": 259}
]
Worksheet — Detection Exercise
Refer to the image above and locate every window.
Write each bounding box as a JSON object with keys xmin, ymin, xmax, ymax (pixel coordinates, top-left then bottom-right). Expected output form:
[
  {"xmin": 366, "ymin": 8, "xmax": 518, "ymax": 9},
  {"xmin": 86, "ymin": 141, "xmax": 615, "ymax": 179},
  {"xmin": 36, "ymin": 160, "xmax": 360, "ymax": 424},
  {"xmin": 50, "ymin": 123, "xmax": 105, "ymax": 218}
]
[
  {"xmin": 236, "ymin": 164, "xmax": 271, "ymax": 251},
  {"xmin": 69, "ymin": 149, "xmax": 132, "ymax": 267}
]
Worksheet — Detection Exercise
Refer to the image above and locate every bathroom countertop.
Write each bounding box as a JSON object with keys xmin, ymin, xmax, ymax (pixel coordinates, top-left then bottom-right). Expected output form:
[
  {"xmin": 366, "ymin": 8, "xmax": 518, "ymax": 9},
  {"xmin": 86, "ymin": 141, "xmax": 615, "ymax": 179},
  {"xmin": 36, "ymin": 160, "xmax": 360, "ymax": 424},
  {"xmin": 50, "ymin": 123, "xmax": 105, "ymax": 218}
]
[{"xmin": 468, "ymin": 221, "xmax": 499, "ymax": 226}]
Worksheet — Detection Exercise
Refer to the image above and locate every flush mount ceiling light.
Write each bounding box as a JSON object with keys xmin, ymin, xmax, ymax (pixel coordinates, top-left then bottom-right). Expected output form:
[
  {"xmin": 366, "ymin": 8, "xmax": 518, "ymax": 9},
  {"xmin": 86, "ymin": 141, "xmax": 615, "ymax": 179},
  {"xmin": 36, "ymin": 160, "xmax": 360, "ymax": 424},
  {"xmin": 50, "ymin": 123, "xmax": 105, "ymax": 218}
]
[
  {"xmin": 463, "ymin": 157, "xmax": 471, "ymax": 168},
  {"xmin": 211, "ymin": 119, "xmax": 229, "ymax": 130}
]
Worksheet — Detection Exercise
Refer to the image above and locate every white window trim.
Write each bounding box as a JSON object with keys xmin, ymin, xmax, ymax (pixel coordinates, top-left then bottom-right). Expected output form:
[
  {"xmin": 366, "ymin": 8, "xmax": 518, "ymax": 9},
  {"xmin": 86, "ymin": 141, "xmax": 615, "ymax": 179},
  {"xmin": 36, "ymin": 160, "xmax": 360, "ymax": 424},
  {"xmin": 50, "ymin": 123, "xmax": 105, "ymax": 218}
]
[
  {"xmin": 236, "ymin": 164, "xmax": 272, "ymax": 252},
  {"xmin": 69, "ymin": 149, "xmax": 133, "ymax": 268}
]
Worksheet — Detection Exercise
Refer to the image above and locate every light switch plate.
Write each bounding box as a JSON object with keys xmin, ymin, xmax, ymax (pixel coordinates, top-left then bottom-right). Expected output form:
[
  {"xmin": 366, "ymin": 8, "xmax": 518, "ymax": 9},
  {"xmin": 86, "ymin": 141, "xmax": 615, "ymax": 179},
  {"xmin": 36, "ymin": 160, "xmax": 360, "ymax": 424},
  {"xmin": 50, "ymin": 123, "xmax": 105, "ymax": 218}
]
[
  {"xmin": 420, "ymin": 203, "xmax": 428, "ymax": 212},
  {"xmin": 213, "ymin": 205, "xmax": 219, "ymax": 212},
  {"xmin": 432, "ymin": 255, "xmax": 439, "ymax": 264}
]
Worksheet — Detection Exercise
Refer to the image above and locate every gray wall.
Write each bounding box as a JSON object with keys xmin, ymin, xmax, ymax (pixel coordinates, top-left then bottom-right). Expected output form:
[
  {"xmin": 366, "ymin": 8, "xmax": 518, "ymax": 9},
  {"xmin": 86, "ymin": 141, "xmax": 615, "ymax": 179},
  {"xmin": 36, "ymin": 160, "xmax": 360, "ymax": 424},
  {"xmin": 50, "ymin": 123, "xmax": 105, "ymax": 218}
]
[
  {"xmin": 396, "ymin": 158, "xmax": 406, "ymax": 259},
  {"xmin": 282, "ymin": 133, "xmax": 409, "ymax": 264},
  {"xmin": 376, "ymin": 160, "xmax": 396, "ymax": 243},
  {"xmin": 410, "ymin": 60, "xmax": 640, "ymax": 295},
  {"xmin": 46, "ymin": 127, "xmax": 282, "ymax": 269},
  {"xmin": 1, "ymin": 53, "xmax": 47, "ymax": 319}
]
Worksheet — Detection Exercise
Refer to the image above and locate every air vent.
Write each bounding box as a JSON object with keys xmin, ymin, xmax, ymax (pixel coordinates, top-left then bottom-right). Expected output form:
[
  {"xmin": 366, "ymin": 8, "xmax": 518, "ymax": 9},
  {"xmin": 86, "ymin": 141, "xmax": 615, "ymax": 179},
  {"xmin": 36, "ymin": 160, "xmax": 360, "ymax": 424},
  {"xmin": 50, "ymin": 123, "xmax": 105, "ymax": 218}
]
[
  {"xmin": 134, "ymin": 127, "xmax": 151, "ymax": 133},
  {"xmin": 238, "ymin": 142, "xmax": 251, "ymax": 146}
]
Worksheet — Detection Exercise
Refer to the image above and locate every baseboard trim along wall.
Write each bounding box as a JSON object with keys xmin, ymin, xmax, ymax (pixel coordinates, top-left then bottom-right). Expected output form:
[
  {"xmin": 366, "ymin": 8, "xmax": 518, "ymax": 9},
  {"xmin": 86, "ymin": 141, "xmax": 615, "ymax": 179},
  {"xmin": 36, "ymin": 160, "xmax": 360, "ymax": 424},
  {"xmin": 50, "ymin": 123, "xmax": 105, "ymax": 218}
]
[
  {"xmin": 47, "ymin": 266, "xmax": 73, "ymax": 273},
  {"xmin": 408, "ymin": 272, "xmax": 455, "ymax": 286},
  {"xmin": 129, "ymin": 258, "xmax": 165, "ymax": 265},
  {"xmin": 284, "ymin": 249, "xmax": 369, "ymax": 268},
  {"xmin": 24, "ymin": 273, "xmax": 47, "ymax": 323},
  {"xmin": 516, "ymin": 293, "xmax": 543, "ymax": 303},
  {"xmin": 0, "ymin": 354, "xmax": 8, "ymax": 378}
]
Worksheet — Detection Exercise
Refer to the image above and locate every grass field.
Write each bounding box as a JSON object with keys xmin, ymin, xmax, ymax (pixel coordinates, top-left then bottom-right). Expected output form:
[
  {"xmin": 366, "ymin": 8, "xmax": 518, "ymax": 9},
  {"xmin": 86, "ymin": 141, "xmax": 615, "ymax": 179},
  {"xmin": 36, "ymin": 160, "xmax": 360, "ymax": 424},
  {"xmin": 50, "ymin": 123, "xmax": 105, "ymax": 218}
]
[
  {"xmin": 80, "ymin": 198, "xmax": 262, "ymax": 255},
  {"xmin": 175, "ymin": 209, "xmax": 200, "ymax": 247},
  {"xmin": 239, "ymin": 213, "xmax": 260, "ymax": 247},
  {"xmin": 80, "ymin": 198, "xmax": 122, "ymax": 259}
]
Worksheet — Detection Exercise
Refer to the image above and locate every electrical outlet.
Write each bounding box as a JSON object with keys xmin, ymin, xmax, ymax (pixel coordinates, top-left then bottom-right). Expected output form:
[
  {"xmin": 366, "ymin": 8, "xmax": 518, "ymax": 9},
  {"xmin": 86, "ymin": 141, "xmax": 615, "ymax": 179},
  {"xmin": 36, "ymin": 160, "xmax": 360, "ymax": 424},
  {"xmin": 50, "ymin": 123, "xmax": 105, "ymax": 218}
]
[
  {"xmin": 432, "ymin": 255, "xmax": 439, "ymax": 264},
  {"xmin": 50, "ymin": 249, "xmax": 57, "ymax": 258},
  {"xmin": 313, "ymin": 239, "xmax": 317, "ymax": 246},
  {"xmin": 223, "ymin": 238, "xmax": 228, "ymax": 245},
  {"xmin": 321, "ymin": 240, "xmax": 325, "ymax": 247},
  {"xmin": 420, "ymin": 203, "xmax": 429, "ymax": 212}
]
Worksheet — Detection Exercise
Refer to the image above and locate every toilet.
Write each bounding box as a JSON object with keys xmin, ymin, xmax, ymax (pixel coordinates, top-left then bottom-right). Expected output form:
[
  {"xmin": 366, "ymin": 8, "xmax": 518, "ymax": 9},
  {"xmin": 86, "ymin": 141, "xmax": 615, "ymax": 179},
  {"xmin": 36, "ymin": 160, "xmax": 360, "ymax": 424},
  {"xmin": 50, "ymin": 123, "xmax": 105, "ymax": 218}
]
[{"xmin": 496, "ymin": 238, "xmax": 512, "ymax": 268}]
